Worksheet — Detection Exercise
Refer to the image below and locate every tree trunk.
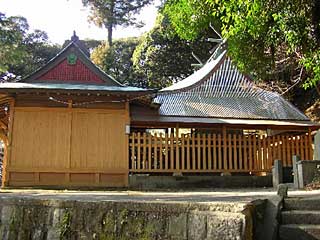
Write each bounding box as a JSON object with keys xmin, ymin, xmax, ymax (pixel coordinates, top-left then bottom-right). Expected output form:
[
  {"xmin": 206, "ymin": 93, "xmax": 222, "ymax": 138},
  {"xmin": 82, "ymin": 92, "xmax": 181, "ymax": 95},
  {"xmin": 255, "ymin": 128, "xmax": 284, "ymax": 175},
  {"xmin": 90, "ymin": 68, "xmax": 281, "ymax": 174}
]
[
  {"xmin": 107, "ymin": 0, "xmax": 115, "ymax": 47},
  {"xmin": 107, "ymin": 25, "xmax": 113, "ymax": 46}
]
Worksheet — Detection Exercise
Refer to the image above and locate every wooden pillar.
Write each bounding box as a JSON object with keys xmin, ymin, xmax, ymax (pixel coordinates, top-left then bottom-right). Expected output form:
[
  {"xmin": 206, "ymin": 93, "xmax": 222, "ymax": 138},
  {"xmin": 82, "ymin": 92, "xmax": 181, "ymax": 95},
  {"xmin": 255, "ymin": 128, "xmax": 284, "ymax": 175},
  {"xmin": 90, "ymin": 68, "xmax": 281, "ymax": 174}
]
[
  {"xmin": 2, "ymin": 99, "xmax": 15, "ymax": 187},
  {"xmin": 175, "ymin": 124, "xmax": 180, "ymax": 137},
  {"xmin": 124, "ymin": 101, "xmax": 130, "ymax": 186},
  {"xmin": 308, "ymin": 128, "xmax": 320, "ymax": 160},
  {"xmin": 222, "ymin": 125, "xmax": 227, "ymax": 170},
  {"xmin": 65, "ymin": 100, "xmax": 73, "ymax": 183}
]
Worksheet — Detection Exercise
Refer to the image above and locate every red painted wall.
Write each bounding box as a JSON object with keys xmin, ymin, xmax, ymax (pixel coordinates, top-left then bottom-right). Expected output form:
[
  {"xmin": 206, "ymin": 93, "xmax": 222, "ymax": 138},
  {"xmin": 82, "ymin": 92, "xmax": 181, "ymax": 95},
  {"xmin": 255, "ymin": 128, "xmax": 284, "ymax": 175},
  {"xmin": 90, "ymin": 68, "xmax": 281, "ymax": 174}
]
[{"xmin": 36, "ymin": 59, "xmax": 105, "ymax": 84}]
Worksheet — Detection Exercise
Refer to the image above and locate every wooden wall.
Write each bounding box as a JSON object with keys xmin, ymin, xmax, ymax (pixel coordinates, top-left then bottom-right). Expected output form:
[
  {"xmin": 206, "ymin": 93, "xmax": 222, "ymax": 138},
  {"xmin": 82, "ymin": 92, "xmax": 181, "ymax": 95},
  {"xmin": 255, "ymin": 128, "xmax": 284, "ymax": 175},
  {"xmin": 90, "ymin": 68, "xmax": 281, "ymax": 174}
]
[{"xmin": 6, "ymin": 105, "xmax": 129, "ymax": 187}]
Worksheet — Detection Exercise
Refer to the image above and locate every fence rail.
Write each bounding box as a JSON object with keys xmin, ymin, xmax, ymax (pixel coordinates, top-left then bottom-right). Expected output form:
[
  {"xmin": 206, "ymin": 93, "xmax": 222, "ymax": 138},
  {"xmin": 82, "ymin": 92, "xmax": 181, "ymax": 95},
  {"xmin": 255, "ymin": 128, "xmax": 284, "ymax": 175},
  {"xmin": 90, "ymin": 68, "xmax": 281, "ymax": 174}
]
[{"xmin": 129, "ymin": 133, "xmax": 312, "ymax": 173}]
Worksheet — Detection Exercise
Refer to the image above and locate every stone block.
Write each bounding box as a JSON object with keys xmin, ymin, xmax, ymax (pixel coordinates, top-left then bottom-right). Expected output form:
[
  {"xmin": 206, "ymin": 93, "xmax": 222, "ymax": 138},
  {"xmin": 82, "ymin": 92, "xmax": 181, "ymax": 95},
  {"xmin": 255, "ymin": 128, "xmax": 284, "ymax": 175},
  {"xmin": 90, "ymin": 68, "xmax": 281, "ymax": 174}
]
[
  {"xmin": 31, "ymin": 229, "xmax": 43, "ymax": 240},
  {"xmin": 292, "ymin": 155, "xmax": 300, "ymax": 189},
  {"xmin": 297, "ymin": 160, "xmax": 320, "ymax": 188},
  {"xmin": 187, "ymin": 211, "xmax": 207, "ymax": 240},
  {"xmin": 52, "ymin": 208, "xmax": 66, "ymax": 227},
  {"xmin": 168, "ymin": 214, "xmax": 187, "ymax": 240},
  {"xmin": 277, "ymin": 184, "xmax": 288, "ymax": 198},
  {"xmin": 1, "ymin": 206, "xmax": 13, "ymax": 225},
  {"xmin": 47, "ymin": 228, "xmax": 60, "ymax": 240},
  {"xmin": 206, "ymin": 212, "xmax": 244, "ymax": 240},
  {"xmin": 272, "ymin": 159, "xmax": 283, "ymax": 188}
]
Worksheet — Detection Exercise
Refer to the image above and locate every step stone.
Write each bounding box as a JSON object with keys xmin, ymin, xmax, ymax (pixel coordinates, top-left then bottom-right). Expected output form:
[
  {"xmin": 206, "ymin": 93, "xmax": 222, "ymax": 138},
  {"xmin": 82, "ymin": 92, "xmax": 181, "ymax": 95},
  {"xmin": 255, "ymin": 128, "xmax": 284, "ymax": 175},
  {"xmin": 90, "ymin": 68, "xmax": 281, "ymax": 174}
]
[
  {"xmin": 279, "ymin": 224, "xmax": 320, "ymax": 240},
  {"xmin": 284, "ymin": 199, "xmax": 320, "ymax": 211},
  {"xmin": 282, "ymin": 210, "xmax": 320, "ymax": 225}
]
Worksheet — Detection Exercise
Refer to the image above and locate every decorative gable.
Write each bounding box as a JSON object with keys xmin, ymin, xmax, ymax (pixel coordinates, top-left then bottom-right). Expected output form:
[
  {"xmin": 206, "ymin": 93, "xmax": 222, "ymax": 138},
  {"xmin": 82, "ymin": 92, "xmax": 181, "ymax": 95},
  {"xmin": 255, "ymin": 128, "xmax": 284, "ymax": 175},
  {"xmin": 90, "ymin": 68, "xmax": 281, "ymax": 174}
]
[
  {"xmin": 23, "ymin": 32, "xmax": 121, "ymax": 86},
  {"xmin": 35, "ymin": 57, "xmax": 105, "ymax": 84}
]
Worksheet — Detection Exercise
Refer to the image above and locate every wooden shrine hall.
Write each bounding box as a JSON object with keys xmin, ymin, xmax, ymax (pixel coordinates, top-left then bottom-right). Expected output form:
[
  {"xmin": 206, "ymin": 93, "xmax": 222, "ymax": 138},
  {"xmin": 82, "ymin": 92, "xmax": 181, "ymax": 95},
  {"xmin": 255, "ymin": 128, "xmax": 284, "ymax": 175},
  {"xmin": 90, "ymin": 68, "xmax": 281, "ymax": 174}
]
[{"xmin": 0, "ymin": 34, "xmax": 318, "ymax": 188}]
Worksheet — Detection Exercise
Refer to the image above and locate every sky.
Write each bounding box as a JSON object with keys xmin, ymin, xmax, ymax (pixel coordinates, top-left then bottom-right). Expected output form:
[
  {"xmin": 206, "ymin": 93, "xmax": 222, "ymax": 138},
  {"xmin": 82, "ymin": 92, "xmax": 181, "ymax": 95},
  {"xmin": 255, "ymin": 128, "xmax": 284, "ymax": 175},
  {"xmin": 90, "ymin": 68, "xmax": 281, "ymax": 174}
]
[{"xmin": 0, "ymin": 0, "xmax": 159, "ymax": 45}]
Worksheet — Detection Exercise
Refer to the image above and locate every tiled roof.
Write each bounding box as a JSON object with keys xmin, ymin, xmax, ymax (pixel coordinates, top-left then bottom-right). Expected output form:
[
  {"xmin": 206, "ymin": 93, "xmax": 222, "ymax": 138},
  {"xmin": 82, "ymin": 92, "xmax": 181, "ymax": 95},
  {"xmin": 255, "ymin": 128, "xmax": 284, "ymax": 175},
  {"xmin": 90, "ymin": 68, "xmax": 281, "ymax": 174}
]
[{"xmin": 155, "ymin": 51, "xmax": 308, "ymax": 121}]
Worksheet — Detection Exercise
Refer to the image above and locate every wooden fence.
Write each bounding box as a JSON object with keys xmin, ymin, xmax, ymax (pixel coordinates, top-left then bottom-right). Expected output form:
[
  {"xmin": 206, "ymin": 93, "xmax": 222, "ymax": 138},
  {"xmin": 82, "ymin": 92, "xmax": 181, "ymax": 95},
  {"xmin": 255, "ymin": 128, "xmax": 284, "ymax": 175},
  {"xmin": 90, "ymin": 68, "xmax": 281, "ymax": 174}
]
[{"xmin": 129, "ymin": 133, "xmax": 313, "ymax": 173}]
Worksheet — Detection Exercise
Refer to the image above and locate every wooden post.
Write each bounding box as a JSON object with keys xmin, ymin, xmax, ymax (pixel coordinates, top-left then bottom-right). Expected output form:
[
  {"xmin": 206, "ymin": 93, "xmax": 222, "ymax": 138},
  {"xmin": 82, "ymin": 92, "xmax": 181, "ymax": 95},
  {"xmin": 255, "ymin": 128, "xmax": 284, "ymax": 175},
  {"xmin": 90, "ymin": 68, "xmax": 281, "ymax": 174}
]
[
  {"xmin": 186, "ymin": 134, "xmax": 190, "ymax": 170},
  {"xmin": 181, "ymin": 134, "xmax": 185, "ymax": 170},
  {"xmin": 244, "ymin": 135, "xmax": 248, "ymax": 171},
  {"xmin": 170, "ymin": 133, "xmax": 174, "ymax": 170},
  {"xmin": 248, "ymin": 135, "xmax": 253, "ymax": 171},
  {"xmin": 137, "ymin": 132, "xmax": 141, "ymax": 170},
  {"xmin": 300, "ymin": 134, "xmax": 305, "ymax": 160},
  {"xmin": 223, "ymin": 126, "xmax": 227, "ymax": 170},
  {"xmin": 66, "ymin": 100, "xmax": 73, "ymax": 183},
  {"xmin": 233, "ymin": 134, "xmax": 238, "ymax": 171},
  {"xmin": 197, "ymin": 134, "xmax": 201, "ymax": 170},
  {"xmin": 228, "ymin": 134, "xmax": 232, "ymax": 170},
  {"xmin": 218, "ymin": 134, "xmax": 222, "ymax": 170},
  {"xmin": 148, "ymin": 134, "xmax": 152, "ymax": 170},
  {"xmin": 2, "ymin": 99, "xmax": 15, "ymax": 187},
  {"xmin": 154, "ymin": 133, "xmax": 158, "ymax": 170},
  {"xmin": 176, "ymin": 131, "xmax": 180, "ymax": 171},
  {"xmin": 125, "ymin": 101, "xmax": 130, "ymax": 186},
  {"xmin": 239, "ymin": 134, "xmax": 243, "ymax": 170},
  {"xmin": 192, "ymin": 134, "xmax": 196, "ymax": 170},
  {"xmin": 159, "ymin": 133, "xmax": 163, "ymax": 170},
  {"xmin": 142, "ymin": 133, "xmax": 146, "ymax": 169},
  {"xmin": 213, "ymin": 134, "xmax": 217, "ymax": 170},
  {"xmin": 202, "ymin": 133, "xmax": 207, "ymax": 171},
  {"xmin": 165, "ymin": 133, "xmax": 169, "ymax": 170},
  {"xmin": 131, "ymin": 133, "xmax": 136, "ymax": 170},
  {"xmin": 310, "ymin": 128, "xmax": 315, "ymax": 160},
  {"xmin": 208, "ymin": 134, "xmax": 212, "ymax": 170}
]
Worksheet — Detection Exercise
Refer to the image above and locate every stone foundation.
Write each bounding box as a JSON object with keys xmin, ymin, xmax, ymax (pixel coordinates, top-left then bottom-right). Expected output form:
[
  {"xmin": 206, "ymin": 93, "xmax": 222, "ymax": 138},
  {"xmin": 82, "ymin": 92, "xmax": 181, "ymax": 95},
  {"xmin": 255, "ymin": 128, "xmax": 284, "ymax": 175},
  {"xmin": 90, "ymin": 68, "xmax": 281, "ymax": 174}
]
[{"xmin": 0, "ymin": 197, "xmax": 255, "ymax": 240}]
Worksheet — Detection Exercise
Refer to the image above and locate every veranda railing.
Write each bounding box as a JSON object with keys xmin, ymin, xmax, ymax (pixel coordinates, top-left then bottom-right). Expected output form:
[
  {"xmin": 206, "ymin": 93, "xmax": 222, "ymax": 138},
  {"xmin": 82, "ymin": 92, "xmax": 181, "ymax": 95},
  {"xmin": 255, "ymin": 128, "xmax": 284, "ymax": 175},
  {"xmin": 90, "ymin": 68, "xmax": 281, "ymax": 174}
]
[{"xmin": 129, "ymin": 133, "xmax": 312, "ymax": 173}]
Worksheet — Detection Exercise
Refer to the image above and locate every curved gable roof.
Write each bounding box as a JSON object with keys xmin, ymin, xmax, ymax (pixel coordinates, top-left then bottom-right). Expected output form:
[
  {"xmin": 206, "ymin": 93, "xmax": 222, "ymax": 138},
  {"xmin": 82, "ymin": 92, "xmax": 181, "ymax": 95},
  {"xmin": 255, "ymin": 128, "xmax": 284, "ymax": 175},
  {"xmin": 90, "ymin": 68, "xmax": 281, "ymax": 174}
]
[{"xmin": 155, "ymin": 50, "xmax": 309, "ymax": 121}]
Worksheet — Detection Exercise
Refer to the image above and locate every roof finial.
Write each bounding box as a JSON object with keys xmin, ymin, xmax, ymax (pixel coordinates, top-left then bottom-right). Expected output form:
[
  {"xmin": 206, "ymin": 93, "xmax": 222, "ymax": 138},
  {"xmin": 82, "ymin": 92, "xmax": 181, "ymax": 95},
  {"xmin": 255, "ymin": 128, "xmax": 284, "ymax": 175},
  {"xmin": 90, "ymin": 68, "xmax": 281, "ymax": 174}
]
[{"xmin": 71, "ymin": 30, "xmax": 79, "ymax": 42}]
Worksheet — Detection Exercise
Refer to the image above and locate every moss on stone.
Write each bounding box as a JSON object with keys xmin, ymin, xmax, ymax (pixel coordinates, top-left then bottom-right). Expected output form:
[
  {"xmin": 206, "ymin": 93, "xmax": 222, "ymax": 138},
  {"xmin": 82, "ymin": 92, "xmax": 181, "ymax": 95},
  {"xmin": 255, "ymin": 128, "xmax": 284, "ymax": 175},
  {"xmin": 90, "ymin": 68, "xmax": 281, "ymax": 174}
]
[{"xmin": 59, "ymin": 210, "xmax": 72, "ymax": 240}]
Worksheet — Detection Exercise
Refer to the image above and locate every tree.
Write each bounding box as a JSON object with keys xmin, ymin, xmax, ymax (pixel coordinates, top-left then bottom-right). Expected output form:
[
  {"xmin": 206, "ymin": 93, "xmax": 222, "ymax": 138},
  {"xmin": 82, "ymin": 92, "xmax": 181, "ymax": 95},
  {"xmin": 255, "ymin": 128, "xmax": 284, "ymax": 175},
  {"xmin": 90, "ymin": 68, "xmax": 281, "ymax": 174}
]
[
  {"xmin": 13, "ymin": 30, "xmax": 60, "ymax": 78},
  {"xmin": 91, "ymin": 37, "xmax": 145, "ymax": 86},
  {"xmin": 164, "ymin": 0, "xmax": 320, "ymax": 93},
  {"xmin": 82, "ymin": 0, "xmax": 154, "ymax": 46},
  {"xmin": 132, "ymin": 13, "xmax": 213, "ymax": 88},
  {"xmin": 0, "ymin": 13, "xmax": 28, "ymax": 76},
  {"xmin": 0, "ymin": 12, "xmax": 60, "ymax": 81}
]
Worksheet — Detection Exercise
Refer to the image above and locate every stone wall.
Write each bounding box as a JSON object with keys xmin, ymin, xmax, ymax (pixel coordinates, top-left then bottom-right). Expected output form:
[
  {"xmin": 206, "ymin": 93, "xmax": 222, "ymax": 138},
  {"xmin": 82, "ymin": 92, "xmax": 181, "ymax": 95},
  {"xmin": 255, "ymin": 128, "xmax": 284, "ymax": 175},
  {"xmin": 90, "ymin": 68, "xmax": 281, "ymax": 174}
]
[{"xmin": 0, "ymin": 197, "xmax": 255, "ymax": 240}]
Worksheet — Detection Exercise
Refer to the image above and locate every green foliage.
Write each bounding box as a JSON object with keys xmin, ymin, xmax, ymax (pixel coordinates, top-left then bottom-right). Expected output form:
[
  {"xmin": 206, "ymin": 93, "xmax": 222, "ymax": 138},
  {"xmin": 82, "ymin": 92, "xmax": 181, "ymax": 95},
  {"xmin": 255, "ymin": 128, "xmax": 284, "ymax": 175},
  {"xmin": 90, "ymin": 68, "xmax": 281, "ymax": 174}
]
[
  {"xmin": 164, "ymin": 0, "xmax": 320, "ymax": 90},
  {"xmin": 0, "ymin": 12, "xmax": 60, "ymax": 81},
  {"xmin": 91, "ymin": 37, "xmax": 144, "ymax": 86},
  {"xmin": 82, "ymin": 0, "xmax": 154, "ymax": 46},
  {"xmin": 0, "ymin": 13, "xmax": 28, "ymax": 75},
  {"xmin": 132, "ymin": 13, "xmax": 212, "ymax": 88},
  {"xmin": 301, "ymin": 50, "xmax": 320, "ymax": 89},
  {"xmin": 164, "ymin": 0, "xmax": 218, "ymax": 40},
  {"xmin": 15, "ymin": 30, "xmax": 60, "ymax": 78}
]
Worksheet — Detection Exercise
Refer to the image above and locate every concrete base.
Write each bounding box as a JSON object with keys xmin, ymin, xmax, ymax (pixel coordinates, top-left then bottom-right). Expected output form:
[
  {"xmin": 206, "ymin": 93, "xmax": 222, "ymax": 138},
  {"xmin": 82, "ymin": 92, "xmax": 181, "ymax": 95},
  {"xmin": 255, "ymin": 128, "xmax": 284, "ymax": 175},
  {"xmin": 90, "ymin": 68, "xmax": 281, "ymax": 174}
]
[{"xmin": 129, "ymin": 174, "xmax": 272, "ymax": 189}]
